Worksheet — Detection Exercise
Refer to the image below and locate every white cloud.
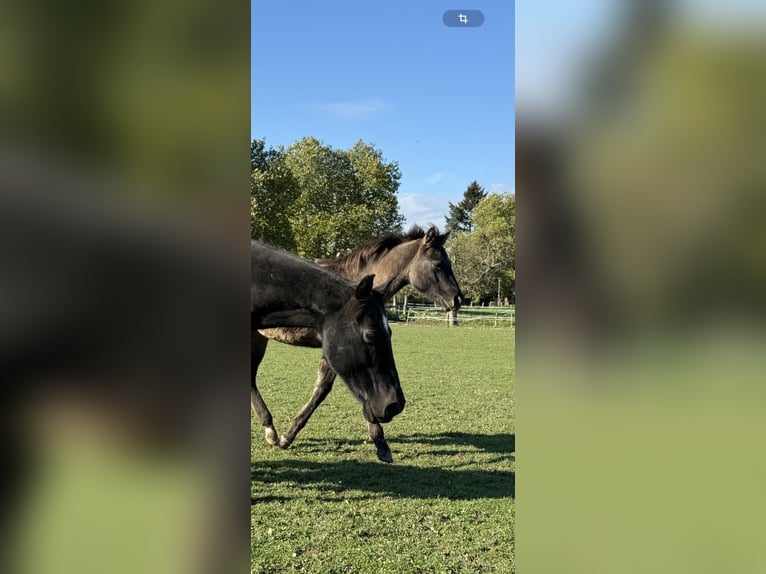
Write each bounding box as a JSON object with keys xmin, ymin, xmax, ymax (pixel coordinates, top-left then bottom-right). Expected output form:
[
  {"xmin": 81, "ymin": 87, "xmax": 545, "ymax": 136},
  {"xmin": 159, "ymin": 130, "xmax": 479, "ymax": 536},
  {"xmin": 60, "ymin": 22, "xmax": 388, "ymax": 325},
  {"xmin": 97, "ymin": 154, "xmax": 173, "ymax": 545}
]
[
  {"xmin": 426, "ymin": 172, "xmax": 444, "ymax": 186},
  {"xmin": 399, "ymin": 193, "xmax": 449, "ymax": 230},
  {"xmin": 314, "ymin": 98, "xmax": 389, "ymax": 120},
  {"xmin": 489, "ymin": 182, "xmax": 515, "ymax": 195}
]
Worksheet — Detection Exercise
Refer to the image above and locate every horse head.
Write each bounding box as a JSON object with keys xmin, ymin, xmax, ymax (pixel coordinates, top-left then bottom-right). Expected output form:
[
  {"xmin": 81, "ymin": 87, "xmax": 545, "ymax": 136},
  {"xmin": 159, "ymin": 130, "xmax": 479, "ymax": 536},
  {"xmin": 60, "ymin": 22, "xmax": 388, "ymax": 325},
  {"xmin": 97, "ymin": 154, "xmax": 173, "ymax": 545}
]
[
  {"xmin": 321, "ymin": 274, "xmax": 405, "ymax": 424},
  {"xmin": 409, "ymin": 226, "xmax": 464, "ymax": 311}
]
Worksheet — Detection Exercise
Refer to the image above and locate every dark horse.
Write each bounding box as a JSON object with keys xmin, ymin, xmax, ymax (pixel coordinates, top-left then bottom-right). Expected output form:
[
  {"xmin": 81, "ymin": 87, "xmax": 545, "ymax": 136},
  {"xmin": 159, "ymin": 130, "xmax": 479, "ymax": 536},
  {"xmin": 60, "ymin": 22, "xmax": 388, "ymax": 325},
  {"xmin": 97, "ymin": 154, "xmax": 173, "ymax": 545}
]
[
  {"xmin": 251, "ymin": 241, "xmax": 405, "ymax": 432},
  {"xmin": 252, "ymin": 226, "xmax": 462, "ymax": 462}
]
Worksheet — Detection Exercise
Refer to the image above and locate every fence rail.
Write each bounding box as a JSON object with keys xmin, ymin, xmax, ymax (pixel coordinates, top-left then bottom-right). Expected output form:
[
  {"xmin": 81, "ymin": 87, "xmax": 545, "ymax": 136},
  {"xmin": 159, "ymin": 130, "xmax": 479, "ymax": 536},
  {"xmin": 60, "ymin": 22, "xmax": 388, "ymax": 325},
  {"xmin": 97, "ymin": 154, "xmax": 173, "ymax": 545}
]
[{"xmin": 389, "ymin": 304, "xmax": 515, "ymax": 327}]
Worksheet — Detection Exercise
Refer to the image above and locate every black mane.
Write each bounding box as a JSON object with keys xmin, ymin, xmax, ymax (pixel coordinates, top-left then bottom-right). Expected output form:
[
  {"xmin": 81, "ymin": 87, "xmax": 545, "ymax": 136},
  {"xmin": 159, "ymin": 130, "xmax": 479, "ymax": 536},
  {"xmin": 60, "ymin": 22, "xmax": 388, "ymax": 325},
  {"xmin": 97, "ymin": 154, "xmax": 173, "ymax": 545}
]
[{"xmin": 321, "ymin": 226, "xmax": 431, "ymax": 275}]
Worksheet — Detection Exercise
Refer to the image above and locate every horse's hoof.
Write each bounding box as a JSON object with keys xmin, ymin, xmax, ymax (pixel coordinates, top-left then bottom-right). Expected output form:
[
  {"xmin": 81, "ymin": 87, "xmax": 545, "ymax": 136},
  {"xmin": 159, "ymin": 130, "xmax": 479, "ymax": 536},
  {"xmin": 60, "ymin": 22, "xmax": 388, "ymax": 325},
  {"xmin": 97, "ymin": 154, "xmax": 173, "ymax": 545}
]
[
  {"xmin": 376, "ymin": 447, "xmax": 393, "ymax": 463},
  {"xmin": 278, "ymin": 435, "xmax": 292, "ymax": 449},
  {"xmin": 264, "ymin": 428, "xmax": 279, "ymax": 446}
]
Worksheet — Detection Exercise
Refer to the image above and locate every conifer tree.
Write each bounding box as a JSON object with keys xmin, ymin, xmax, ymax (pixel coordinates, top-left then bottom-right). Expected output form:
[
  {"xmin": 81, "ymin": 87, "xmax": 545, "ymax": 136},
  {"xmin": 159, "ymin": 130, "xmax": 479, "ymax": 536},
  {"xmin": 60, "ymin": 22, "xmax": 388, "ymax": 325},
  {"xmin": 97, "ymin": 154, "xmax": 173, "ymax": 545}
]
[{"xmin": 445, "ymin": 181, "xmax": 487, "ymax": 233}]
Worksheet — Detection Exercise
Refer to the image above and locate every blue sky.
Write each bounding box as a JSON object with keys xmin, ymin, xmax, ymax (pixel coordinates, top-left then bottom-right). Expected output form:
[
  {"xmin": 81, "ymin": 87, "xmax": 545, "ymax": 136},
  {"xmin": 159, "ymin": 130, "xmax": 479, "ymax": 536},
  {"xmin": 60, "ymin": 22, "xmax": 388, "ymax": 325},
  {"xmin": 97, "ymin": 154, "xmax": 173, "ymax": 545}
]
[{"xmin": 251, "ymin": 1, "xmax": 514, "ymax": 229}]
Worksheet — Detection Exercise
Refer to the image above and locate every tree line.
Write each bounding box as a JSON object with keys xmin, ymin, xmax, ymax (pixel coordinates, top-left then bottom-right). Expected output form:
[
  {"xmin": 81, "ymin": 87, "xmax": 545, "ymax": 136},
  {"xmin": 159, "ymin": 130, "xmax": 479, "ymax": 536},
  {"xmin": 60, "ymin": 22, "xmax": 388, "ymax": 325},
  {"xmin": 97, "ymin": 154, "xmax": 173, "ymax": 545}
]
[
  {"xmin": 251, "ymin": 138, "xmax": 515, "ymax": 303},
  {"xmin": 251, "ymin": 137, "xmax": 404, "ymax": 259},
  {"xmin": 446, "ymin": 182, "xmax": 515, "ymax": 305}
]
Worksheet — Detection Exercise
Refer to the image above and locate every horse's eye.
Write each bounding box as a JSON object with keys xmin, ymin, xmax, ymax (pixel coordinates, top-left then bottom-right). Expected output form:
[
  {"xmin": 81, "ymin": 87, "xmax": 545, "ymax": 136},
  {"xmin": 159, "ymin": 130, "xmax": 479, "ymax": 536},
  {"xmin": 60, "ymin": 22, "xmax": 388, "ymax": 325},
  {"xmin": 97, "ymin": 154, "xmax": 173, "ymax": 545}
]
[{"xmin": 363, "ymin": 331, "xmax": 375, "ymax": 343}]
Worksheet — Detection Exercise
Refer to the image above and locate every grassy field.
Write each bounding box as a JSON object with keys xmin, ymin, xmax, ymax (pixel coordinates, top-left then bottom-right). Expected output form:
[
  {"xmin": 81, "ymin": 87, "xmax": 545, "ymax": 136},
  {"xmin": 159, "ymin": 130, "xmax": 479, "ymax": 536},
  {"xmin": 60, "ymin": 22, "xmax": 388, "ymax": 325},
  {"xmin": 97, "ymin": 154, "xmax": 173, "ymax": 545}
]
[{"xmin": 251, "ymin": 325, "xmax": 515, "ymax": 573}]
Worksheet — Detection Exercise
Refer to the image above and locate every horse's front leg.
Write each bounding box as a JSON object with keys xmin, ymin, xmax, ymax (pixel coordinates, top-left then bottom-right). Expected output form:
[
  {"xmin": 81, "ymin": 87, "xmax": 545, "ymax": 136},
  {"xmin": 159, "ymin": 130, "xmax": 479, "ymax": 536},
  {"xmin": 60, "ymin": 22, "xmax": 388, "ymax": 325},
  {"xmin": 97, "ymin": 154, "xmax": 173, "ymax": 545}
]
[
  {"xmin": 251, "ymin": 332, "xmax": 279, "ymax": 446},
  {"xmin": 279, "ymin": 357, "xmax": 336, "ymax": 448},
  {"xmin": 366, "ymin": 420, "xmax": 392, "ymax": 463}
]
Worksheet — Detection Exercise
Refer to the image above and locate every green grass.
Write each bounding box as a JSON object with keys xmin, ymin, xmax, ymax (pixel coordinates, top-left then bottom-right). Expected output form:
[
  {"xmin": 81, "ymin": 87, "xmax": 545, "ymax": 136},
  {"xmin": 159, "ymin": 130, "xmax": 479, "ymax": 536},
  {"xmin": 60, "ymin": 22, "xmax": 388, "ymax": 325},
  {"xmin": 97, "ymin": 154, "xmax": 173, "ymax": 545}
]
[{"xmin": 251, "ymin": 325, "xmax": 515, "ymax": 573}]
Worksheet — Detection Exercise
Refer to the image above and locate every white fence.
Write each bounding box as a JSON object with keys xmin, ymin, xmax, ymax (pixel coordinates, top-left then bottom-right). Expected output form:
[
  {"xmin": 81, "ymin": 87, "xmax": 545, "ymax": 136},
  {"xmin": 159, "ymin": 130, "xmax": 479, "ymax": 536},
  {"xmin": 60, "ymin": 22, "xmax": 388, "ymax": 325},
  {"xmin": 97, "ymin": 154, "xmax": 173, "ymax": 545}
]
[{"xmin": 391, "ymin": 304, "xmax": 515, "ymax": 327}]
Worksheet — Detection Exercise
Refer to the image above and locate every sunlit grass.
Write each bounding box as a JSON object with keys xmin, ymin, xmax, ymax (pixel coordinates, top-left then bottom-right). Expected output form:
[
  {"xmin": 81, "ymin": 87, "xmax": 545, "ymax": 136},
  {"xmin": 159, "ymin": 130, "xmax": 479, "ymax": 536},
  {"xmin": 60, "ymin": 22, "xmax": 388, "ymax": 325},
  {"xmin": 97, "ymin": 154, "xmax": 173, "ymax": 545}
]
[{"xmin": 252, "ymin": 325, "xmax": 515, "ymax": 573}]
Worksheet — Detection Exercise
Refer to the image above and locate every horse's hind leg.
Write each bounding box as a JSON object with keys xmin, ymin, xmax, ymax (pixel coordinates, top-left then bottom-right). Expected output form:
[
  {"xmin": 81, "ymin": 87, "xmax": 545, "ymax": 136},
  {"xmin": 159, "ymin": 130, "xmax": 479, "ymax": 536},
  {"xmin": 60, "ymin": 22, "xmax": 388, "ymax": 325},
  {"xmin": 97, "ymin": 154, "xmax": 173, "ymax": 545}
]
[
  {"xmin": 251, "ymin": 332, "xmax": 279, "ymax": 446},
  {"xmin": 367, "ymin": 421, "xmax": 393, "ymax": 464},
  {"xmin": 279, "ymin": 357, "xmax": 336, "ymax": 449}
]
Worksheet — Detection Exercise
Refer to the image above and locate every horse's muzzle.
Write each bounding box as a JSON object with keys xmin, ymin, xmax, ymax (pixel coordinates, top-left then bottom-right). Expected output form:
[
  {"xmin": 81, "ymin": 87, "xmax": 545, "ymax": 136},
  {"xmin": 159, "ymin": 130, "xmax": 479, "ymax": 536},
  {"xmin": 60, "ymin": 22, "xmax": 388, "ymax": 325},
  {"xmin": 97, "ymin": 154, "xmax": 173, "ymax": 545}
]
[
  {"xmin": 379, "ymin": 396, "xmax": 405, "ymax": 423},
  {"xmin": 444, "ymin": 292, "xmax": 463, "ymax": 311}
]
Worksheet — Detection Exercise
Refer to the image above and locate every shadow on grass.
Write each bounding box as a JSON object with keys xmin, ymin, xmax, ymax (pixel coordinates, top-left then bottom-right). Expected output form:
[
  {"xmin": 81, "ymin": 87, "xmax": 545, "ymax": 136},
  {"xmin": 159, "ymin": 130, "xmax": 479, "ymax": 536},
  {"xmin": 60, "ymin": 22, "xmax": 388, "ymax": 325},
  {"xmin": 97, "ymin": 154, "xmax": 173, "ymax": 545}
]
[
  {"xmin": 251, "ymin": 433, "xmax": 514, "ymax": 503},
  {"xmin": 395, "ymin": 432, "xmax": 515, "ymax": 455},
  {"xmin": 251, "ymin": 460, "xmax": 513, "ymax": 502},
  {"xmin": 283, "ymin": 432, "xmax": 514, "ymax": 458},
  {"xmin": 286, "ymin": 432, "xmax": 514, "ymax": 451}
]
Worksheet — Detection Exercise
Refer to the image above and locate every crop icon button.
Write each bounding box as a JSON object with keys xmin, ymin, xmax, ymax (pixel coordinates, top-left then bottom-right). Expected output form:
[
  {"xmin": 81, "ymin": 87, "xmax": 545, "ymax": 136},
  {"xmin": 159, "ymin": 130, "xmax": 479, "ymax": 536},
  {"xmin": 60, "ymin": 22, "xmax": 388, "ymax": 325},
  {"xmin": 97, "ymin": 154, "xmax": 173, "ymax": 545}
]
[{"xmin": 443, "ymin": 10, "xmax": 484, "ymax": 28}]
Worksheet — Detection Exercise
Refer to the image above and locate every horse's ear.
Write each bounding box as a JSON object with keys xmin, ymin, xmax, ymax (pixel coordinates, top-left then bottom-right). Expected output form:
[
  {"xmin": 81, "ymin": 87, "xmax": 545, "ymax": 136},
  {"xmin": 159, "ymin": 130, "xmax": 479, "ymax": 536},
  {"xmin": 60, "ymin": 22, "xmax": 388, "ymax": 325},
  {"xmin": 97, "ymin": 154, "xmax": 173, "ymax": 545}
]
[
  {"xmin": 439, "ymin": 230, "xmax": 451, "ymax": 243},
  {"xmin": 355, "ymin": 274, "xmax": 375, "ymax": 300},
  {"xmin": 423, "ymin": 226, "xmax": 438, "ymax": 246}
]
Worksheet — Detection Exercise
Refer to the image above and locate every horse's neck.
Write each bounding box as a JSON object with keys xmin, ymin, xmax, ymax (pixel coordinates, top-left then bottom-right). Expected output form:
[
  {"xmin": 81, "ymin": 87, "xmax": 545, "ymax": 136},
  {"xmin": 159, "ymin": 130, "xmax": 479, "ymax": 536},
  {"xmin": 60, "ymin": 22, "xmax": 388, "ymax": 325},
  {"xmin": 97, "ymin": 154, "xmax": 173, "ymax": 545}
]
[
  {"xmin": 293, "ymin": 268, "xmax": 348, "ymax": 315},
  {"xmin": 361, "ymin": 240, "xmax": 416, "ymax": 298},
  {"xmin": 253, "ymin": 276, "xmax": 345, "ymax": 330},
  {"xmin": 254, "ymin": 248, "xmax": 349, "ymax": 323}
]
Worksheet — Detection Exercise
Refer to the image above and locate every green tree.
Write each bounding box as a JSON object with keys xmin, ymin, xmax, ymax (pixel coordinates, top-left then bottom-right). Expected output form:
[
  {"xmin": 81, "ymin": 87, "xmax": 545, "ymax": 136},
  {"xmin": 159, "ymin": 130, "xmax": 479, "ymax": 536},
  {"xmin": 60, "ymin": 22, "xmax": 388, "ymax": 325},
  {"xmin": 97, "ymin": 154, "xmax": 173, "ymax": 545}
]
[
  {"xmin": 250, "ymin": 139, "xmax": 298, "ymax": 250},
  {"xmin": 250, "ymin": 137, "xmax": 405, "ymax": 258},
  {"xmin": 346, "ymin": 140, "xmax": 405, "ymax": 236},
  {"xmin": 447, "ymin": 193, "xmax": 515, "ymax": 303},
  {"xmin": 284, "ymin": 137, "xmax": 404, "ymax": 258},
  {"xmin": 473, "ymin": 193, "xmax": 515, "ymax": 300},
  {"xmin": 446, "ymin": 181, "xmax": 487, "ymax": 233},
  {"xmin": 251, "ymin": 138, "xmax": 283, "ymax": 172}
]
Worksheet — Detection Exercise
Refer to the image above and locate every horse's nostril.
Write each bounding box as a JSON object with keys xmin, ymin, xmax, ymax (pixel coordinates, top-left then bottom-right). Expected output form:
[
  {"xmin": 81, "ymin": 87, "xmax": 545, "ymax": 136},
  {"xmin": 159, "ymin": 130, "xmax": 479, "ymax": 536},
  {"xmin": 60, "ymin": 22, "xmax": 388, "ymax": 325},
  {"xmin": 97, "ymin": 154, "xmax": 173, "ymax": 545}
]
[{"xmin": 383, "ymin": 400, "xmax": 404, "ymax": 421}]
